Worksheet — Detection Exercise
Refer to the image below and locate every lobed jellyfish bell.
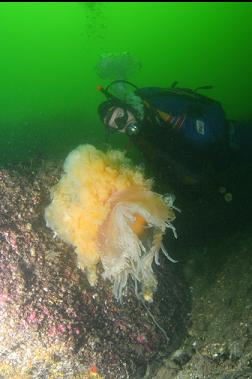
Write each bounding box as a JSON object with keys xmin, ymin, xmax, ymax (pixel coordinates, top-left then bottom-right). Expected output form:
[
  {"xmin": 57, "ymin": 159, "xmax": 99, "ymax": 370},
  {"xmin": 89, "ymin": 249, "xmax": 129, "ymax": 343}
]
[
  {"xmin": 45, "ymin": 144, "xmax": 178, "ymax": 302},
  {"xmin": 96, "ymin": 52, "xmax": 141, "ymax": 81}
]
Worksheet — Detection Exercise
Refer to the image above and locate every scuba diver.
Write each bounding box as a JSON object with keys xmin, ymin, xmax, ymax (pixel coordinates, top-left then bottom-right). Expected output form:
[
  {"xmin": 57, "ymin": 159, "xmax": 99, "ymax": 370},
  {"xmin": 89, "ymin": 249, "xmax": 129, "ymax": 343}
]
[{"xmin": 97, "ymin": 80, "xmax": 252, "ymax": 194}]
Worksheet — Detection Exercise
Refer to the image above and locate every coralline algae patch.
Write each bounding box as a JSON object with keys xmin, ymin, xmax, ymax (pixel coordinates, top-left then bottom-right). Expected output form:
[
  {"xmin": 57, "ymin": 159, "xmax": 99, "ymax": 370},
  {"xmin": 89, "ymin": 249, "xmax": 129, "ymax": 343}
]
[{"xmin": 0, "ymin": 342, "xmax": 104, "ymax": 379}]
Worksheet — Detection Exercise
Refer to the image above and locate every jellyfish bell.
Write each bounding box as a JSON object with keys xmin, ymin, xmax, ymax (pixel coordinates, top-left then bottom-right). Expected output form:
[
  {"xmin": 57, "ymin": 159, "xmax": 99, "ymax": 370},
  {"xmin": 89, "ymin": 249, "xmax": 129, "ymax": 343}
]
[{"xmin": 45, "ymin": 145, "xmax": 178, "ymax": 302}]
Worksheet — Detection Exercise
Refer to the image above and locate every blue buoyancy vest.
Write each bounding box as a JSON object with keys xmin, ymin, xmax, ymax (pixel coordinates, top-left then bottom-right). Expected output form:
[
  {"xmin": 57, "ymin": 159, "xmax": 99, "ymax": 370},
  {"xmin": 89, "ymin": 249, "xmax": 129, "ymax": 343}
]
[{"xmin": 137, "ymin": 87, "xmax": 227, "ymax": 147}]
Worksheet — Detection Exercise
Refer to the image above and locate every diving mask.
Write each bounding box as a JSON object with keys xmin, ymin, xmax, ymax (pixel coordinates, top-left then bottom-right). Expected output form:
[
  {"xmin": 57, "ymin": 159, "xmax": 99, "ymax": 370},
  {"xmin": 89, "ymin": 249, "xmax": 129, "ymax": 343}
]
[{"xmin": 103, "ymin": 106, "xmax": 140, "ymax": 136}]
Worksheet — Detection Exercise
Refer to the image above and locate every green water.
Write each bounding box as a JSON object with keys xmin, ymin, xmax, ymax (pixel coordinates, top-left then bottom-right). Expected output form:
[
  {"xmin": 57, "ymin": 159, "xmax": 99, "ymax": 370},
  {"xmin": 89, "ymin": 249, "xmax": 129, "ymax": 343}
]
[{"xmin": 1, "ymin": 2, "xmax": 252, "ymax": 163}]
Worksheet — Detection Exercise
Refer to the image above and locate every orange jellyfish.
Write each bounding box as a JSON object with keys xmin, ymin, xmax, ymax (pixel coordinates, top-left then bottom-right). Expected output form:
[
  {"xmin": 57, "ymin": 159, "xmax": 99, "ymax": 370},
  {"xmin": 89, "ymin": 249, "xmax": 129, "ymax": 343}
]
[{"xmin": 45, "ymin": 145, "xmax": 177, "ymax": 302}]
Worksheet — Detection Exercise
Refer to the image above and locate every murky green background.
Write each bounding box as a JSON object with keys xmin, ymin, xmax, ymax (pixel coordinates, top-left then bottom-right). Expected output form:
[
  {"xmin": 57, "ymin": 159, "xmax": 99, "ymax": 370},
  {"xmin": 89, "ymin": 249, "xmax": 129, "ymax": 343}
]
[{"xmin": 1, "ymin": 2, "xmax": 252, "ymax": 163}]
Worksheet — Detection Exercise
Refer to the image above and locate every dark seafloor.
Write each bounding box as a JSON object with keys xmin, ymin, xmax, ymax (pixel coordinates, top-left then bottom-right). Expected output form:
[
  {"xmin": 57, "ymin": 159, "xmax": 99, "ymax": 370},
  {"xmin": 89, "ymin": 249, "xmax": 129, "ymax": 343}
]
[
  {"xmin": 147, "ymin": 232, "xmax": 252, "ymax": 379},
  {"xmin": 141, "ymin": 151, "xmax": 252, "ymax": 379}
]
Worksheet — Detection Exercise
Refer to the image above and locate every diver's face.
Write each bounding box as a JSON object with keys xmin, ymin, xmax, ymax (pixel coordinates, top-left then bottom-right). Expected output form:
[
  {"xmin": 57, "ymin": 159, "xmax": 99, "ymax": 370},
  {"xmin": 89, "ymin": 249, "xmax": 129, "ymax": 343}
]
[{"xmin": 104, "ymin": 107, "xmax": 137, "ymax": 133}]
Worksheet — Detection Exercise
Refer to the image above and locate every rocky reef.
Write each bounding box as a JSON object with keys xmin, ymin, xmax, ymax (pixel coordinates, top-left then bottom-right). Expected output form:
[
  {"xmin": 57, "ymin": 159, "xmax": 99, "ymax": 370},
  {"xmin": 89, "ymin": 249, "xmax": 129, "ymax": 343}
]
[{"xmin": 0, "ymin": 161, "xmax": 189, "ymax": 379}]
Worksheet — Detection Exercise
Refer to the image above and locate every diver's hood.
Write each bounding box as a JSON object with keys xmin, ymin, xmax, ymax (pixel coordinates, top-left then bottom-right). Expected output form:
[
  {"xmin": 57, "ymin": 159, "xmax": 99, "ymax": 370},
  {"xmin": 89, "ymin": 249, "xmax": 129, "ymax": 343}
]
[{"xmin": 98, "ymin": 81, "xmax": 143, "ymax": 136}]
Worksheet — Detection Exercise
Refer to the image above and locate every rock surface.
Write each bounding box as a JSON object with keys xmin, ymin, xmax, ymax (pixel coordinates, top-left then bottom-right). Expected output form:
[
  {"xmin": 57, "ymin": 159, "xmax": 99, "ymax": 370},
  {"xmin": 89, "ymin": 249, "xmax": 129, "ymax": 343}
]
[{"xmin": 0, "ymin": 162, "xmax": 189, "ymax": 379}]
